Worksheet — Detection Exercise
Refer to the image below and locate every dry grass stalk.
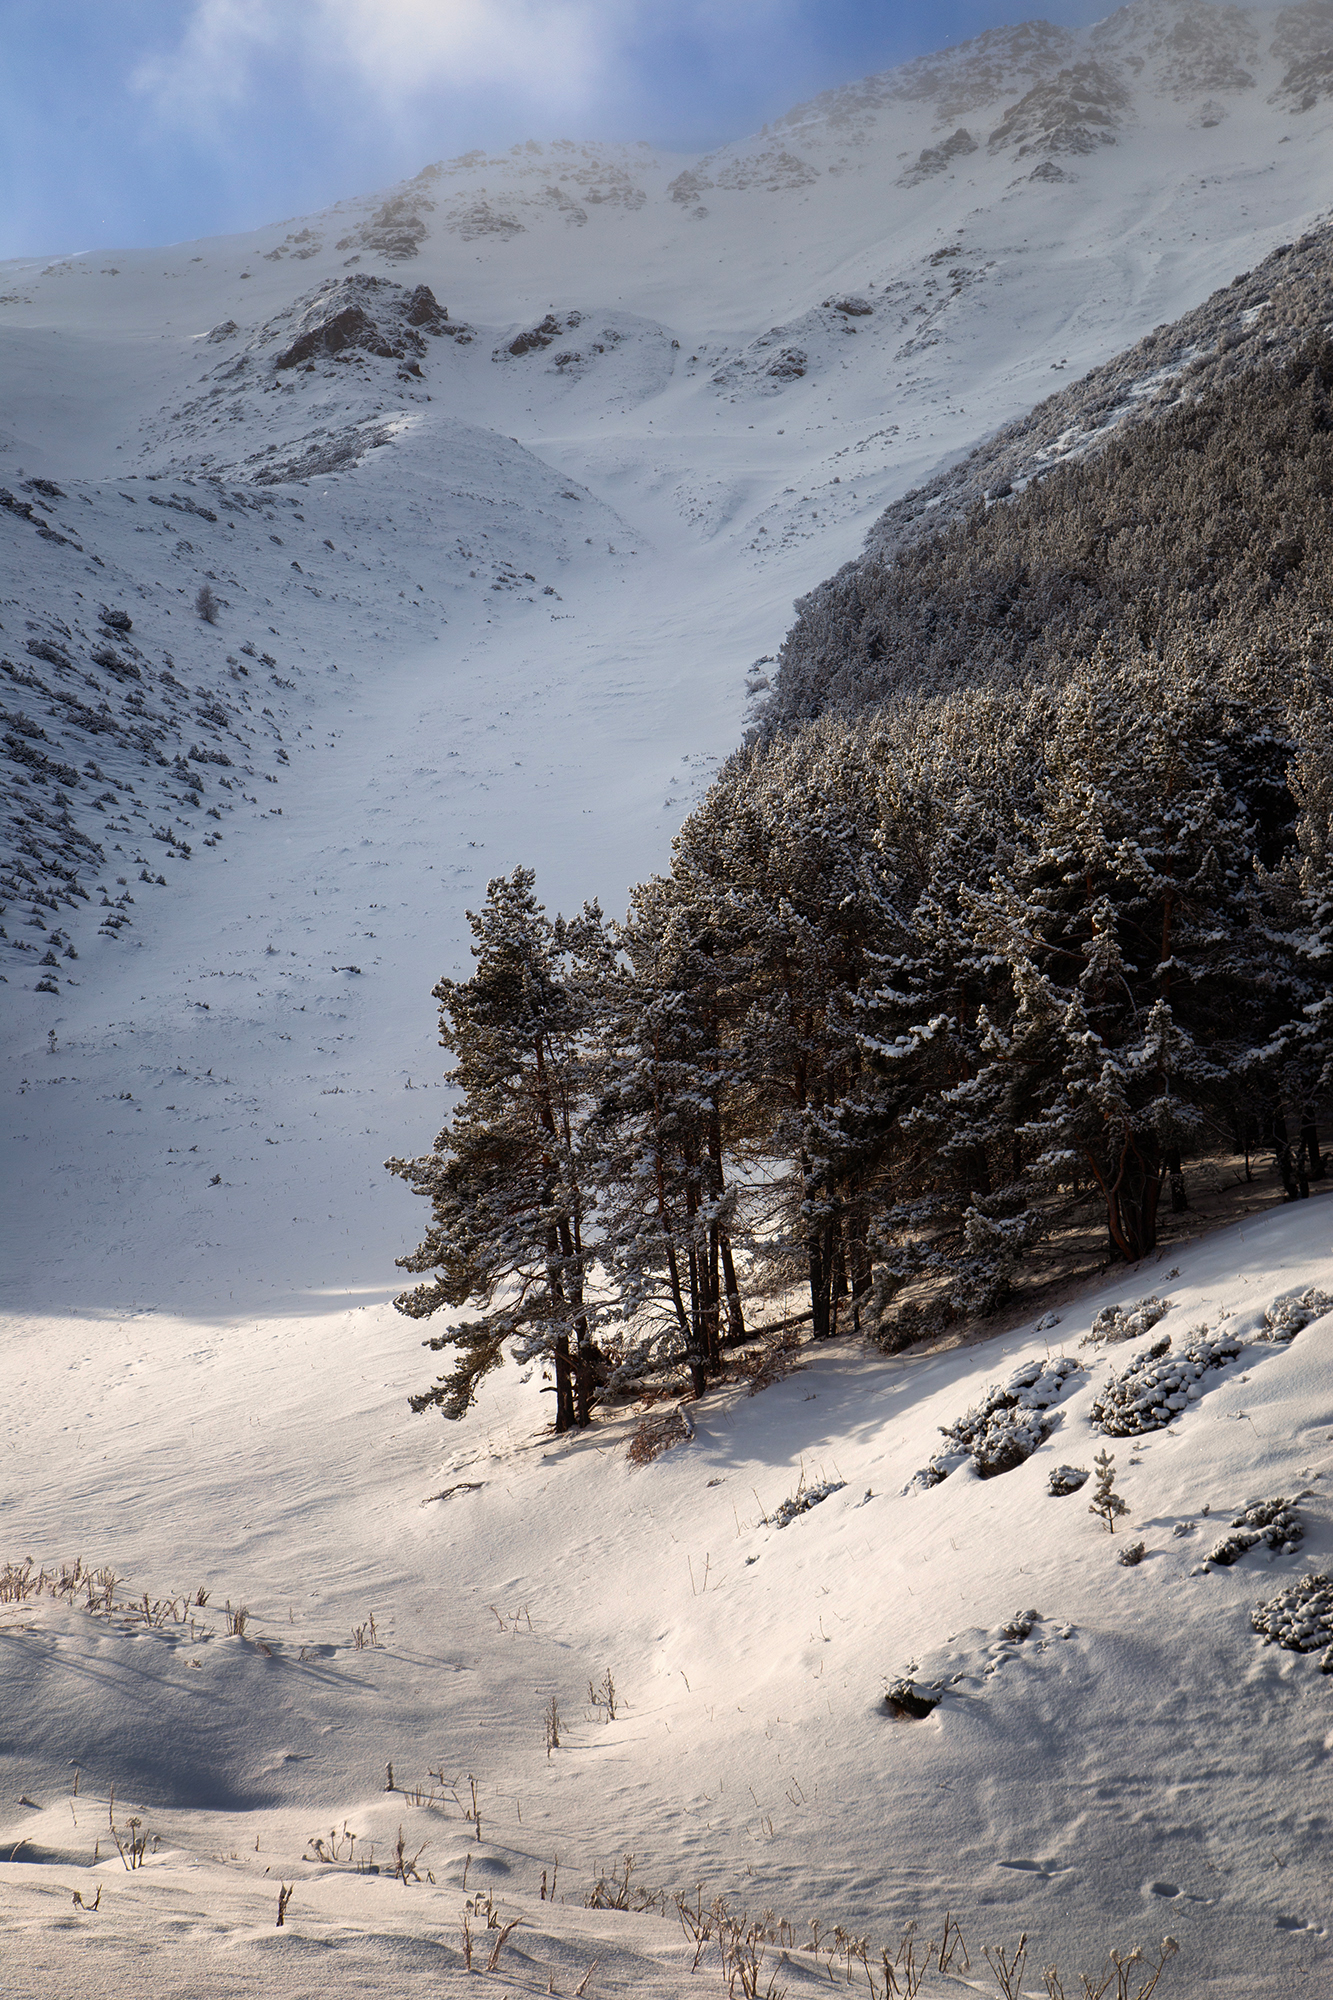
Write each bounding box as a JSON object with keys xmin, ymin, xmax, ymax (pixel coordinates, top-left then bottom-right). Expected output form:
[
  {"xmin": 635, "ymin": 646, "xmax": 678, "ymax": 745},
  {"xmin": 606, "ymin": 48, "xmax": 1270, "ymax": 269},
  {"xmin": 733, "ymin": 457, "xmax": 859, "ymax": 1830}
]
[
  {"xmin": 731, "ymin": 1330, "xmax": 806, "ymax": 1397},
  {"xmin": 486, "ymin": 1916, "xmax": 524, "ymax": 1971},
  {"xmin": 627, "ymin": 1404, "xmax": 694, "ymax": 1465}
]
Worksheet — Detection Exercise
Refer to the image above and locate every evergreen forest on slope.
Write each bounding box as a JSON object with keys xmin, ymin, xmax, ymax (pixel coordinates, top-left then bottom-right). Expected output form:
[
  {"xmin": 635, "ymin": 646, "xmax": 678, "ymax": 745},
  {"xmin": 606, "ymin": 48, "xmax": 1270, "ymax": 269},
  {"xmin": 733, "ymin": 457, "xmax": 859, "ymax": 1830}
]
[{"xmin": 391, "ymin": 227, "xmax": 1333, "ymax": 1431}]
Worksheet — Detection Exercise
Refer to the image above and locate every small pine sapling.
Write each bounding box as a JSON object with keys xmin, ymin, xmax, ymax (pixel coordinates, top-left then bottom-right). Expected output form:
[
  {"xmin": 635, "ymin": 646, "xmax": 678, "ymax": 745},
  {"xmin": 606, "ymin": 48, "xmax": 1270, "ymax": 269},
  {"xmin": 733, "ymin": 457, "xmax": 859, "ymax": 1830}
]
[{"xmin": 1088, "ymin": 1448, "xmax": 1129, "ymax": 1533}]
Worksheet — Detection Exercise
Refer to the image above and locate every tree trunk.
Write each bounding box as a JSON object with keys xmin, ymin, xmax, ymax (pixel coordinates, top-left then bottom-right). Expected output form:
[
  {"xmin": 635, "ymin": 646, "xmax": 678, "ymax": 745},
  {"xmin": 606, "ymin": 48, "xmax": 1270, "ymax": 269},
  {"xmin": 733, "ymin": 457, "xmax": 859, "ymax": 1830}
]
[
  {"xmin": 1165, "ymin": 1147, "xmax": 1188, "ymax": 1213},
  {"xmin": 1274, "ymin": 1112, "xmax": 1302, "ymax": 1201},
  {"xmin": 1300, "ymin": 1111, "xmax": 1325, "ymax": 1181},
  {"xmin": 720, "ymin": 1234, "xmax": 745, "ymax": 1342},
  {"xmin": 552, "ymin": 1335, "xmax": 576, "ymax": 1433}
]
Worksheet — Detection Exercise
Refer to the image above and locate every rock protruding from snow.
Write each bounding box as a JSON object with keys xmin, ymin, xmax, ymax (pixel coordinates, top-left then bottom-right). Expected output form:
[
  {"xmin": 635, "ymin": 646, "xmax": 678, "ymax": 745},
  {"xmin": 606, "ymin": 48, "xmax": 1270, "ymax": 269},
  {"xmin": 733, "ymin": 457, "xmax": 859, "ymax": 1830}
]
[
  {"xmin": 336, "ymin": 193, "xmax": 433, "ymax": 262},
  {"xmin": 270, "ymin": 276, "xmax": 462, "ymax": 371},
  {"xmin": 884, "ymin": 1675, "xmax": 942, "ymax": 1718},
  {"xmin": 898, "ymin": 129, "xmax": 979, "ymax": 186},
  {"xmin": 988, "ymin": 61, "xmax": 1131, "ymax": 157}
]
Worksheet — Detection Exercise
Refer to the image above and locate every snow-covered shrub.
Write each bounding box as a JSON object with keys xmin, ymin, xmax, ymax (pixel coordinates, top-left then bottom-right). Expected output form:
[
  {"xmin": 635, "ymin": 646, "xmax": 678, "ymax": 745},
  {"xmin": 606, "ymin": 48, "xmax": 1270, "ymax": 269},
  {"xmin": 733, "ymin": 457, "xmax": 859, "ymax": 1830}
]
[
  {"xmin": 1259, "ymin": 1288, "xmax": 1333, "ymax": 1344},
  {"xmin": 1251, "ymin": 1572, "xmax": 1333, "ymax": 1668},
  {"xmin": 1048, "ymin": 1464, "xmax": 1089, "ymax": 1497},
  {"xmin": 869, "ymin": 1294, "xmax": 959, "ymax": 1355},
  {"xmin": 1000, "ymin": 1607, "xmax": 1041, "ymax": 1641},
  {"xmin": 1117, "ymin": 1540, "xmax": 1146, "ymax": 1567},
  {"xmin": 767, "ymin": 1476, "xmax": 845, "ymax": 1528},
  {"xmin": 1206, "ymin": 1497, "xmax": 1303, "ymax": 1566},
  {"xmin": 626, "ymin": 1404, "xmax": 694, "ymax": 1465},
  {"xmin": 1083, "ymin": 1295, "xmax": 1171, "ymax": 1347},
  {"xmin": 1089, "ymin": 1331, "xmax": 1241, "ymax": 1436},
  {"xmin": 913, "ymin": 1356, "xmax": 1083, "ymax": 1486}
]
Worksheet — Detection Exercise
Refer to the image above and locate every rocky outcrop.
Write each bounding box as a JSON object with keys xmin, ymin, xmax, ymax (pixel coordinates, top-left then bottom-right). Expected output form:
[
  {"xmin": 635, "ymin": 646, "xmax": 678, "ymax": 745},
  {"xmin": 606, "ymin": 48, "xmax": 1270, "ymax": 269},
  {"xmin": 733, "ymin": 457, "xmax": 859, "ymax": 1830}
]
[
  {"xmin": 989, "ymin": 63, "xmax": 1131, "ymax": 155},
  {"xmin": 898, "ymin": 128, "xmax": 979, "ymax": 186},
  {"xmin": 268, "ymin": 277, "xmax": 465, "ymax": 371}
]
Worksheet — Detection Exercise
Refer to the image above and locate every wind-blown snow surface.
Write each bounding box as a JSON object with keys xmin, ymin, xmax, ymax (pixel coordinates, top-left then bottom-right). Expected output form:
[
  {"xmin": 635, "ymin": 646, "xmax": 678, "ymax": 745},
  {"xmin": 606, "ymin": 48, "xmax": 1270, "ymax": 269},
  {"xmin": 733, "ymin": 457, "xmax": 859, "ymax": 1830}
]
[
  {"xmin": 3, "ymin": 2, "xmax": 1333, "ymax": 1991},
  {"xmin": 4, "ymin": 1208, "xmax": 1333, "ymax": 1995}
]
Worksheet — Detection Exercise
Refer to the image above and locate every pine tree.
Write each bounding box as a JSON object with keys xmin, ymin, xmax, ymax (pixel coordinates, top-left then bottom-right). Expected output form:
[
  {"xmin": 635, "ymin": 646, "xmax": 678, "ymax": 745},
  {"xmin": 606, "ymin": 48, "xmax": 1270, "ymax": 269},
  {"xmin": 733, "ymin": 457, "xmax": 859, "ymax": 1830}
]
[
  {"xmin": 670, "ymin": 722, "xmax": 888, "ymax": 1338},
  {"xmin": 587, "ymin": 876, "xmax": 744, "ymax": 1397},
  {"xmin": 386, "ymin": 868, "xmax": 604, "ymax": 1430},
  {"xmin": 1088, "ymin": 1448, "xmax": 1128, "ymax": 1532},
  {"xmin": 973, "ymin": 663, "xmax": 1295, "ymax": 1263}
]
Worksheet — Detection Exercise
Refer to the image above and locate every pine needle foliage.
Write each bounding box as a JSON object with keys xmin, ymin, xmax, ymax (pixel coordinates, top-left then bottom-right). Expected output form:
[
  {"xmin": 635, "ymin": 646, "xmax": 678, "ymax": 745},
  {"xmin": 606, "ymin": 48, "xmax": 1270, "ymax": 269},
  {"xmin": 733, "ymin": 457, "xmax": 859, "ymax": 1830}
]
[{"xmin": 386, "ymin": 868, "xmax": 606, "ymax": 1430}]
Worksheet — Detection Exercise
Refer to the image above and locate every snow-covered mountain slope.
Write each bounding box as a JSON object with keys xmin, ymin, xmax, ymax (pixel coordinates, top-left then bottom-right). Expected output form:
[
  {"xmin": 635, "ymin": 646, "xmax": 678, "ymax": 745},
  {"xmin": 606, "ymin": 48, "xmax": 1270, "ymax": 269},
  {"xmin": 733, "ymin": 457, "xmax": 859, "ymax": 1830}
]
[
  {"xmin": 4, "ymin": 1190, "xmax": 1333, "ymax": 1996},
  {"xmin": 3, "ymin": 2, "xmax": 1333, "ymax": 1993}
]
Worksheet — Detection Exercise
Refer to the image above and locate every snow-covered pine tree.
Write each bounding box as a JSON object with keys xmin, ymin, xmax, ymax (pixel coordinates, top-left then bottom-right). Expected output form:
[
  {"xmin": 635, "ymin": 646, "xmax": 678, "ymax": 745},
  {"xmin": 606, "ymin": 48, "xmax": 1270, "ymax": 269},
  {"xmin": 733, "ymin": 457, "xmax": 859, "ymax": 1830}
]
[
  {"xmin": 669, "ymin": 721, "xmax": 887, "ymax": 1338},
  {"xmin": 586, "ymin": 873, "xmax": 745, "ymax": 1397},
  {"xmin": 850, "ymin": 687, "xmax": 1046, "ymax": 1316},
  {"xmin": 1258, "ymin": 678, "xmax": 1333, "ymax": 1183},
  {"xmin": 386, "ymin": 868, "xmax": 605, "ymax": 1430},
  {"xmin": 982, "ymin": 661, "xmax": 1297, "ymax": 1263}
]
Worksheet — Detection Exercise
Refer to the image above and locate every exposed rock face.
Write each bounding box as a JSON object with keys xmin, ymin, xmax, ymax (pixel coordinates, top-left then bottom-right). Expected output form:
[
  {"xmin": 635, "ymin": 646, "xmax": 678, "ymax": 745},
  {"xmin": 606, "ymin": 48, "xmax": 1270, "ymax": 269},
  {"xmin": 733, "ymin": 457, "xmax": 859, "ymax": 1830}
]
[
  {"xmin": 899, "ymin": 128, "xmax": 979, "ymax": 186},
  {"xmin": 336, "ymin": 194, "xmax": 432, "ymax": 262},
  {"xmin": 446, "ymin": 200, "xmax": 526, "ymax": 241},
  {"xmin": 496, "ymin": 312, "xmax": 576, "ymax": 359},
  {"xmin": 263, "ymin": 227, "xmax": 323, "ymax": 263},
  {"xmin": 268, "ymin": 276, "xmax": 464, "ymax": 371},
  {"xmin": 989, "ymin": 62, "xmax": 1132, "ymax": 155},
  {"xmin": 273, "ymin": 303, "xmax": 402, "ymax": 370},
  {"xmin": 712, "ymin": 149, "xmax": 817, "ymax": 191},
  {"xmin": 1090, "ymin": 0, "xmax": 1260, "ymax": 96},
  {"xmin": 667, "ymin": 169, "xmax": 713, "ymax": 204},
  {"xmin": 776, "ymin": 20, "xmax": 1075, "ymax": 130},
  {"xmin": 1273, "ymin": 45, "xmax": 1333, "ymax": 108},
  {"xmin": 1269, "ymin": 0, "xmax": 1333, "ymax": 65}
]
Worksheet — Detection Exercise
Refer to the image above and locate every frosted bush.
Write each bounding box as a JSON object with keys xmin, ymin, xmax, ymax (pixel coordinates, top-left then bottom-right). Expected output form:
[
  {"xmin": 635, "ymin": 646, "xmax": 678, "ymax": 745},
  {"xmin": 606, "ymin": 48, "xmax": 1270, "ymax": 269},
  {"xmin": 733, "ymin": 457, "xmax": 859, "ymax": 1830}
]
[
  {"xmin": 1251, "ymin": 1572, "xmax": 1333, "ymax": 1670},
  {"xmin": 1089, "ymin": 1331, "xmax": 1241, "ymax": 1436},
  {"xmin": 1259, "ymin": 1287, "xmax": 1333, "ymax": 1343},
  {"xmin": 914, "ymin": 1356, "xmax": 1083, "ymax": 1486},
  {"xmin": 767, "ymin": 1477, "xmax": 845, "ymax": 1528},
  {"xmin": 1082, "ymin": 1295, "xmax": 1171, "ymax": 1346},
  {"xmin": 1206, "ymin": 1497, "xmax": 1303, "ymax": 1566},
  {"xmin": 1117, "ymin": 1540, "xmax": 1146, "ymax": 1567},
  {"xmin": 1048, "ymin": 1464, "xmax": 1089, "ymax": 1496},
  {"xmin": 999, "ymin": 1607, "xmax": 1041, "ymax": 1641}
]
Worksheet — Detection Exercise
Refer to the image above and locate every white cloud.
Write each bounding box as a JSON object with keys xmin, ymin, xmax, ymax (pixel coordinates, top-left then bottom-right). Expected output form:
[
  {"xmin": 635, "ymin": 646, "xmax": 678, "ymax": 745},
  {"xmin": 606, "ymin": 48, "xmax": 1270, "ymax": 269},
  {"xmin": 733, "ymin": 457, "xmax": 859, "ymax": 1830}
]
[{"xmin": 131, "ymin": 0, "xmax": 707, "ymax": 126}]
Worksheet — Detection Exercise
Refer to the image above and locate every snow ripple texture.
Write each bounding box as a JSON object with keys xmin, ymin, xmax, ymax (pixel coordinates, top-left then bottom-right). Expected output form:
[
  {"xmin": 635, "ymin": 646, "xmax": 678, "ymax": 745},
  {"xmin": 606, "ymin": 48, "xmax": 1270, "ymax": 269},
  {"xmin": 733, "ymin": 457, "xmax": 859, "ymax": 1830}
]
[
  {"xmin": 1089, "ymin": 1330, "xmax": 1242, "ymax": 1436},
  {"xmin": 915, "ymin": 1355, "xmax": 1083, "ymax": 1486}
]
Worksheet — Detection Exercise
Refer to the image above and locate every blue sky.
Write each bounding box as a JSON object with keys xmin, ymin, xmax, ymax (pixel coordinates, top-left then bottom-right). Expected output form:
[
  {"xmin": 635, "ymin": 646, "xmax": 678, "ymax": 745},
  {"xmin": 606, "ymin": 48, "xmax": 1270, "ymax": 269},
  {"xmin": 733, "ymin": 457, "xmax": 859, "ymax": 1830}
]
[{"xmin": 2, "ymin": 0, "xmax": 1113, "ymax": 259}]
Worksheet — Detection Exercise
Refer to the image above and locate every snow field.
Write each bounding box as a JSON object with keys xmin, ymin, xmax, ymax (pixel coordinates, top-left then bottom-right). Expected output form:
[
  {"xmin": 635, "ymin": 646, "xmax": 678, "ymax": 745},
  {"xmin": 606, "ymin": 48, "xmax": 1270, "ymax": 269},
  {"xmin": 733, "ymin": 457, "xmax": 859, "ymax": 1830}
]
[{"xmin": 4, "ymin": 1195, "xmax": 1333, "ymax": 1994}]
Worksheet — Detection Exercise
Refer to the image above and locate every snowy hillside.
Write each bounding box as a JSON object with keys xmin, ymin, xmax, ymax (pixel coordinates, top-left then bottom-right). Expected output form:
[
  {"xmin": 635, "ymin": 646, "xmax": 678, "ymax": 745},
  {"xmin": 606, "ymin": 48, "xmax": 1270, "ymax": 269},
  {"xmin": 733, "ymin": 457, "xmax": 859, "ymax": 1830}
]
[{"xmin": 3, "ymin": 1, "xmax": 1333, "ymax": 1992}]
